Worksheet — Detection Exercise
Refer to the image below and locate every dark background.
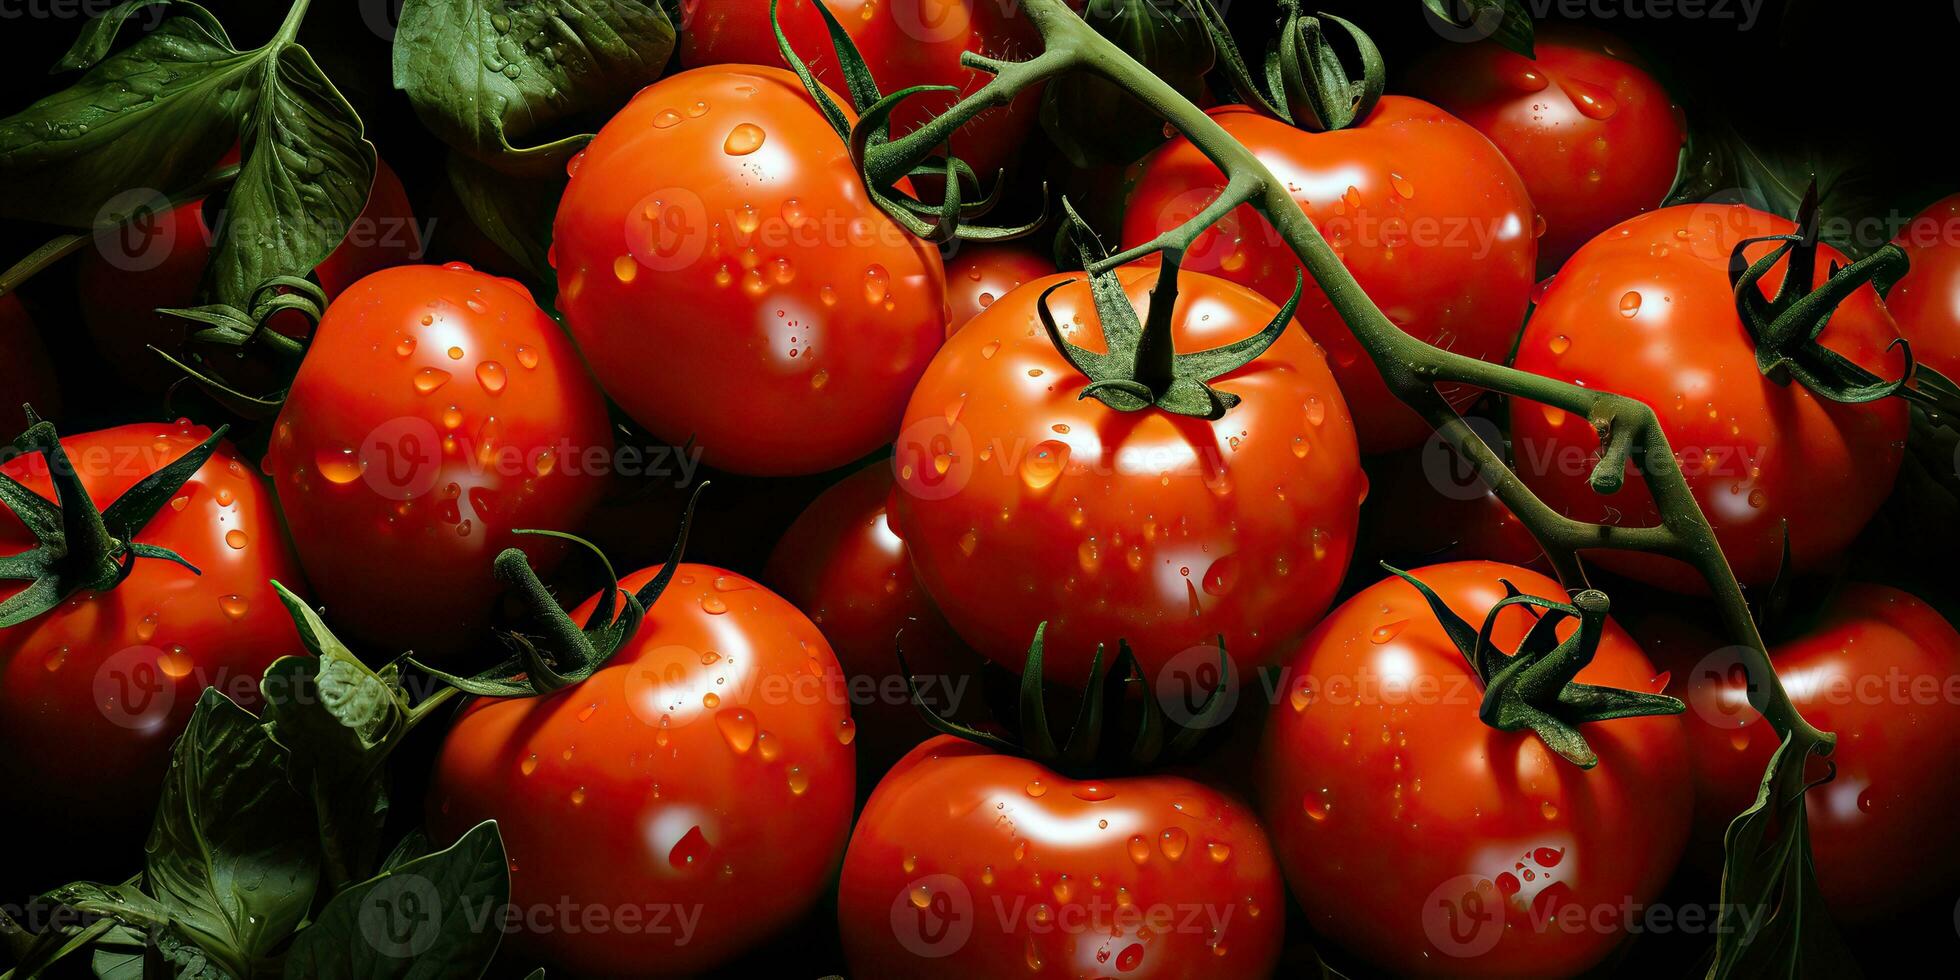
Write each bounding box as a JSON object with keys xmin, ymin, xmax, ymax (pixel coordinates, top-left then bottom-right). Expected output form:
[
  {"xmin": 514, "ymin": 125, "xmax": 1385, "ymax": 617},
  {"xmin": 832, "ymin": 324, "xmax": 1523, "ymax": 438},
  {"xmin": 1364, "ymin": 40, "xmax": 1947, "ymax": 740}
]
[{"xmin": 3, "ymin": 0, "xmax": 1958, "ymax": 976}]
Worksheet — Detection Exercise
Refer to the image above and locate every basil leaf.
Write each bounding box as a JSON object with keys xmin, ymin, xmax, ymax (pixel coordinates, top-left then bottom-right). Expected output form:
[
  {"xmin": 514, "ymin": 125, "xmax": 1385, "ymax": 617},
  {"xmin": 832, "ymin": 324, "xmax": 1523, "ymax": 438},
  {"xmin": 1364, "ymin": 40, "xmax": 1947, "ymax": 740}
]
[
  {"xmin": 282, "ymin": 821, "xmax": 511, "ymax": 979},
  {"xmin": 54, "ymin": 1, "xmax": 229, "ymax": 72},
  {"xmin": 206, "ymin": 43, "xmax": 375, "ymax": 308},
  {"xmin": 1419, "ymin": 0, "xmax": 1534, "ymax": 60},
  {"xmin": 145, "ymin": 690, "xmax": 320, "ymax": 975},
  {"xmin": 445, "ymin": 150, "xmax": 561, "ymax": 285},
  {"xmin": 0, "ymin": 11, "xmax": 249, "ymax": 226},
  {"xmin": 393, "ymin": 0, "xmax": 675, "ymax": 177},
  {"xmin": 88, "ymin": 920, "xmax": 233, "ymax": 980}
]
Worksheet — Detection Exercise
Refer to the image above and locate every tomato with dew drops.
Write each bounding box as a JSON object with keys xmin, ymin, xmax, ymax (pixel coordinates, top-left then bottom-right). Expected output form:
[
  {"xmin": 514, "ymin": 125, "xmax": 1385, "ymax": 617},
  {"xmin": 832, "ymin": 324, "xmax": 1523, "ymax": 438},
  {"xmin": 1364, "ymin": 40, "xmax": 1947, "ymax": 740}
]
[
  {"xmin": 1260, "ymin": 562, "xmax": 1690, "ymax": 978},
  {"xmin": 1122, "ymin": 96, "xmax": 1538, "ymax": 452},
  {"xmin": 0, "ymin": 421, "xmax": 304, "ymax": 841},
  {"xmin": 1410, "ymin": 28, "xmax": 1684, "ymax": 273},
  {"xmin": 429, "ymin": 564, "xmax": 855, "ymax": 977},
  {"xmin": 551, "ymin": 65, "xmax": 948, "ymax": 476},
  {"xmin": 943, "ymin": 243, "xmax": 1056, "ymax": 336},
  {"xmin": 266, "ymin": 262, "xmax": 612, "ymax": 659},
  {"xmin": 1885, "ymin": 192, "xmax": 1960, "ymax": 380},
  {"xmin": 839, "ymin": 736, "xmax": 1284, "ymax": 977}
]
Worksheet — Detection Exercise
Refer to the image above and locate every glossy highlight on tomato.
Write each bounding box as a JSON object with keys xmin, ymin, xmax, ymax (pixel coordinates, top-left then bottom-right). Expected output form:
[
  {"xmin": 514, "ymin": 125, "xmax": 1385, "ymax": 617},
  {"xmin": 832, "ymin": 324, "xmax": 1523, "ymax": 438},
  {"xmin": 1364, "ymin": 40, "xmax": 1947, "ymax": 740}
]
[
  {"xmin": 679, "ymin": 0, "xmax": 1055, "ymax": 181},
  {"xmin": 266, "ymin": 262, "xmax": 612, "ymax": 658},
  {"xmin": 1261, "ymin": 562, "xmax": 1690, "ymax": 978},
  {"xmin": 839, "ymin": 736, "xmax": 1284, "ymax": 977},
  {"xmin": 1670, "ymin": 584, "xmax": 1960, "ymax": 922},
  {"xmin": 1510, "ymin": 205, "xmax": 1908, "ymax": 589},
  {"xmin": 553, "ymin": 65, "xmax": 948, "ymax": 476},
  {"xmin": 764, "ymin": 461, "xmax": 978, "ymax": 783},
  {"xmin": 0, "ymin": 422, "xmax": 303, "ymax": 835},
  {"xmin": 1123, "ymin": 97, "xmax": 1539, "ymax": 452},
  {"xmin": 890, "ymin": 266, "xmax": 1366, "ymax": 683},
  {"xmin": 1410, "ymin": 28, "xmax": 1684, "ymax": 271},
  {"xmin": 429, "ymin": 563, "xmax": 855, "ymax": 976}
]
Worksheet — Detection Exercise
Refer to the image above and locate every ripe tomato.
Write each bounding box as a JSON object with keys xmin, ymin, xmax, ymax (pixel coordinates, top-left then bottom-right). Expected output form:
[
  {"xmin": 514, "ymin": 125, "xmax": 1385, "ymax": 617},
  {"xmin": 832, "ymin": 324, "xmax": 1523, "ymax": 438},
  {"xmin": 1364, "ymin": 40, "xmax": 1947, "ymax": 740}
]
[
  {"xmin": 429, "ymin": 563, "xmax": 855, "ymax": 976},
  {"xmin": 1260, "ymin": 562, "xmax": 1690, "ymax": 977},
  {"xmin": 678, "ymin": 0, "xmax": 1053, "ymax": 181},
  {"xmin": 1884, "ymin": 192, "xmax": 1960, "ymax": 380},
  {"xmin": 552, "ymin": 66, "xmax": 947, "ymax": 476},
  {"xmin": 1122, "ymin": 97, "xmax": 1538, "ymax": 452},
  {"xmin": 0, "ymin": 421, "xmax": 303, "ymax": 836},
  {"xmin": 1509, "ymin": 206, "xmax": 1908, "ymax": 589},
  {"xmin": 838, "ymin": 736, "xmax": 1284, "ymax": 977},
  {"xmin": 889, "ymin": 266, "xmax": 1366, "ymax": 682},
  {"xmin": 764, "ymin": 461, "xmax": 979, "ymax": 782},
  {"xmin": 0, "ymin": 294, "xmax": 60, "ymax": 421},
  {"xmin": 266, "ymin": 263, "xmax": 612, "ymax": 659},
  {"xmin": 1357, "ymin": 440, "xmax": 1547, "ymax": 571},
  {"xmin": 76, "ymin": 158, "xmax": 420, "ymax": 392},
  {"xmin": 1410, "ymin": 28, "xmax": 1684, "ymax": 272},
  {"xmin": 943, "ymin": 243, "xmax": 1056, "ymax": 336},
  {"xmin": 1670, "ymin": 584, "xmax": 1960, "ymax": 921}
]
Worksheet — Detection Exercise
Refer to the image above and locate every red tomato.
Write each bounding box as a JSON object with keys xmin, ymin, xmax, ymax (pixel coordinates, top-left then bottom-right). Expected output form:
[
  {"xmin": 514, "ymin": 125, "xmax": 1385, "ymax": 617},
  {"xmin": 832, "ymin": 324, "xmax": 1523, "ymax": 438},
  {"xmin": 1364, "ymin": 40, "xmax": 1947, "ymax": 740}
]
[
  {"xmin": 1509, "ymin": 206, "xmax": 1908, "ymax": 589},
  {"xmin": 764, "ymin": 461, "xmax": 979, "ymax": 782},
  {"xmin": 266, "ymin": 263, "xmax": 612, "ymax": 659},
  {"xmin": 889, "ymin": 266, "xmax": 1366, "ymax": 682},
  {"xmin": 0, "ymin": 422, "xmax": 303, "ymax": 834},
  {"xmin": 1410, "ymin": 28, "xmax": 1684, "ymax": 272},
  {"xmin": 1261, "ymin": 562, "xmax": 1690, "ymax": 977},
  {"xmin": 838, "ymin": 736, "xmax": 1285, "ymax": 977},
  {"xmin": 1122, "ymin": 97, "xmax": 1539, "ymax": 452},
  {"xmin": 1670, "ymin": 584, "xmax": 1960, "ymax": 921},
  {"xmin": 552, "ymin": 66, "xmax": 947, "ymax": 476},
  {"xmin": 76, "ymin": 158, "xmax": 421, "ymax": 392},
  {"xmin": 1357, "ymin": 440, "xmax": 1547, "ymax": 570},
  {"xmin": 943, "ymin": 243, "xmax": 1056, "ymax": 336},
  {"xmin": 0, "ymin": 294, "xmax": 60, "ymax": 421},
  {"xmin": 429, "ymin": 563, "xmax": 855, "ymax": 976},
  {"xmin": 1885, "ymin": 192, "xmax": 1960, "ymax": 380},
  {"xmin": 679, "ymin": 0, "xmax": 1053, "ymax": 181}
]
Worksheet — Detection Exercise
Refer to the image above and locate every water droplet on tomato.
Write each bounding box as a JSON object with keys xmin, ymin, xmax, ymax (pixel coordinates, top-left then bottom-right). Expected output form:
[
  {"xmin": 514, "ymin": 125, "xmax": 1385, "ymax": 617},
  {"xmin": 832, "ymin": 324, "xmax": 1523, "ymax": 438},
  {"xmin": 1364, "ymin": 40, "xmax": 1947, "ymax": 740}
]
[
  {"xmin": 224, "ymin": 529, "xmax": 248, "ymax": 550},
  {"xmin": 413, "ymin": 368, "xmax": 450, "ymax": 394},
  {"xmin": 723, "ymin": 123, "xmax": 766, "ymax": 155},
  {"xmin": 1020, "ymin": 440, "xmax": 1070, "ymax": 490},
  {"xmin": 1619, "ymin": 291, "xmax": 1643, "ymax": 318},
  {"xmin": 476, "ymin": 361, "xmax": 508, "ymax": 394},
  {"xmin": 1159, "ymin": 827, "xmax": 1189, "ymax": 860}
]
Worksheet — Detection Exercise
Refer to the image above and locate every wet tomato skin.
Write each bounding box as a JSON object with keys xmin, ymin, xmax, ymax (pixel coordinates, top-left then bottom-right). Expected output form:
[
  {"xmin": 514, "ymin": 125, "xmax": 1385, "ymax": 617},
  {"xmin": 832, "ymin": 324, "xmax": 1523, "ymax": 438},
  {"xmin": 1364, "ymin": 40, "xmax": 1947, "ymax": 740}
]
[
  {"xmin": 1122, "ymin": 97, "xmax": 1538, "ymax": 452},
  {"xmin": 1410, "ymin": 27, "xmax": 1684, "ymax": 272},
  {"xmin": 1885, "ymin": 192, "xmax": 1960, "ymax": 380},
  {"xmin": 1672, "ymin": 584, "xmax": 1960, "ymax": 921},
  {"xmin": 889, "ymin": 266, "xmax": 1366, "ymax": 683},
  {"xmin": 429, "ymin": 564, "xmax": 855, "ymax": 977},
  {"xmin": 1260, "ymin": 562, "xmax": 1690, "ymax": 978},
  {"xmin": 1510, "ymin": 205, "xmax": 1908, "ymax": 590},
  {"xmin": 678, "ymin": 0, "xmax": 1054, "ymax": 181},
  {"xmin": 943, "ymin": 244, "xmax": 1057, "ymax": 336},
  {"xmin": 552, "ymin": 65, "xmax": 947, "ymax": 477},
  {"xmin": 764, "ymin": 461, "xmax": 978, "ymax": 784},
  {"xmin": 266, "ymin": 263, "xmax": 612, "ymax": 659},
  {"xmin": 839, "ymin": 736, "xmax": 1284, "ymax": 978},
  {"xmin": 0, "ymin": 422, "xmax": 304, "ymax": 833}
]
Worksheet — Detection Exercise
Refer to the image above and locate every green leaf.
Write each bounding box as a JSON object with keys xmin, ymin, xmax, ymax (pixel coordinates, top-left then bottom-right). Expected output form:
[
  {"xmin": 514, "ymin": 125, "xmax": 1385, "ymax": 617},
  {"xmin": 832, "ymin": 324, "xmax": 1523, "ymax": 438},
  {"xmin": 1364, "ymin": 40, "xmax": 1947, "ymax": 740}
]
[
  {"xmin": 207, "ymin": 43, "xmax": 375, "ymax": 308},
  {"xmin": 88, "ymin": 920, "xmax": 233, "ymax": 980},
  {"xmin": 54, "ymin": 2, "xmax": 229, "ymax": 73},
  {"xmin": 0, "ymin": 11, "xmax": 249, "ymax": 226},
  {"xmin": 1707, "ymin": 732, "xmax": 1857, "ymax": 978},
  {"xmin": 393, "ymin": 0, "xmax": 676, "ymax": 177},
  {"xmin": 1419, "ymin": 0, "xmax": 1534, "ymax": 59},
  {"xmin": 282, "ymin": 821, "xmax": 511, "ymax": 979},
  {"xmin": 145, "ymin": 690, "xmax": 320, "ymax": 974},
  {"xmin": 1665, "ymin": 120, "xmax": 1889, "ymax": 260},
  {"xmin": 444, "ymin": 151, "xmax": 562, "ymax": 285}
]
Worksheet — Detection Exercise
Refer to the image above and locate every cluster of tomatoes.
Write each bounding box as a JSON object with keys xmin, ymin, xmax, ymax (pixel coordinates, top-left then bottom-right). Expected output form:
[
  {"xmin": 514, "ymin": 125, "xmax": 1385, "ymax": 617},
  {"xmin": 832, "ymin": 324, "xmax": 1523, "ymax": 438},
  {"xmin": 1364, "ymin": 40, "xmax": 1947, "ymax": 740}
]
[{"xmin": 5, "ymin": 1, "xmax": 1960, "ymax": 977}]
